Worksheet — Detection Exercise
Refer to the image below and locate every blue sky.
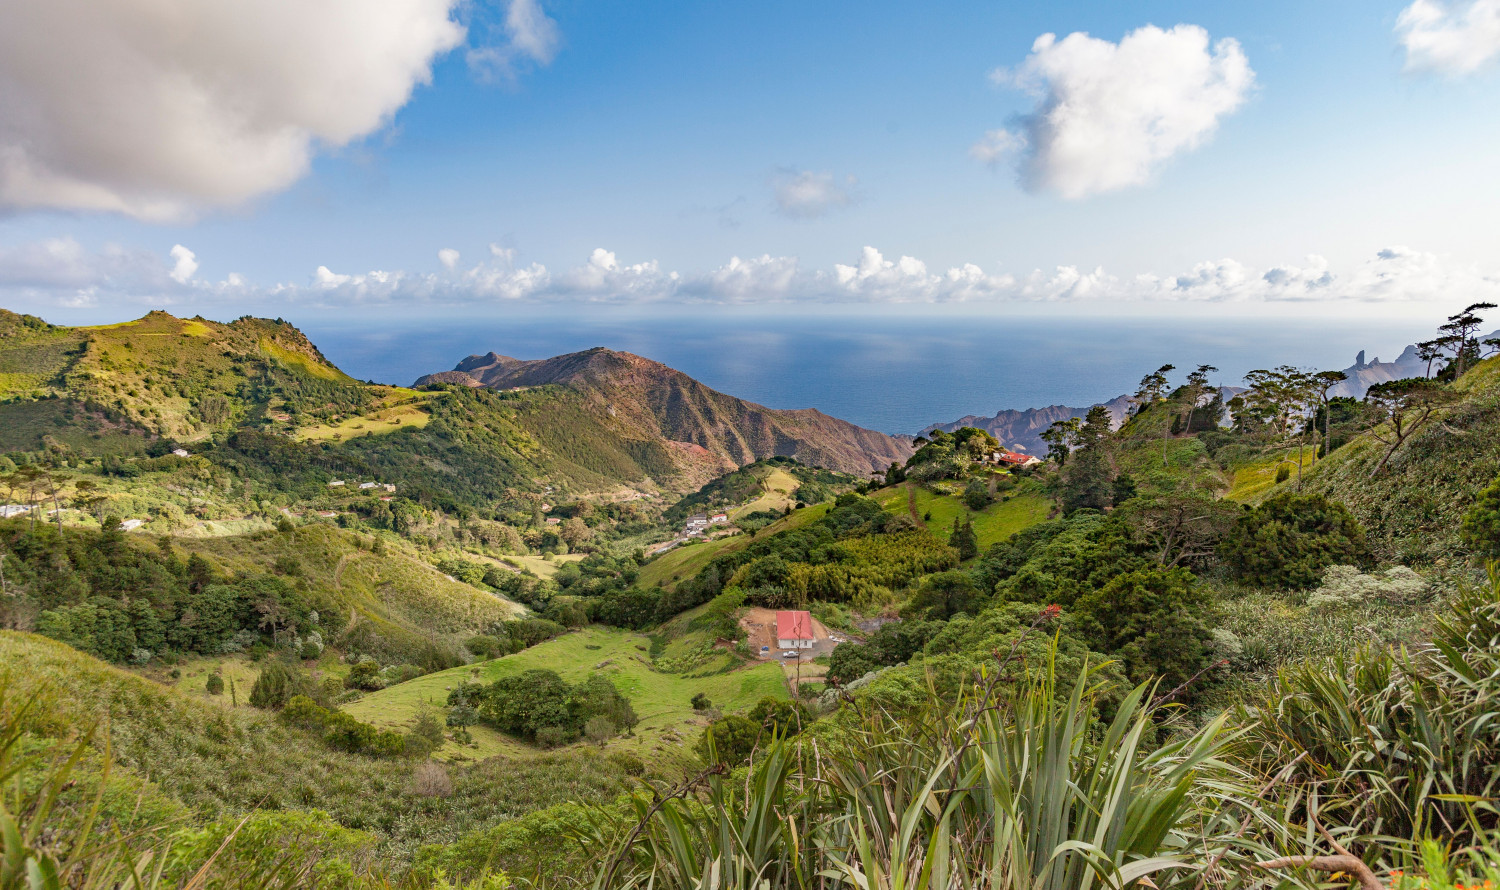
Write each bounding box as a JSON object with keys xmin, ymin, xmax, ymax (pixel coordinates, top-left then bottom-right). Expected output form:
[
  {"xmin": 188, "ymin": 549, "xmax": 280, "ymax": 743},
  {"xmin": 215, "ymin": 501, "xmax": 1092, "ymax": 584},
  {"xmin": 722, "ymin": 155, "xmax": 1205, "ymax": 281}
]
[{"xmin": 1, "ymin": 0, "xmax": 1498, "ymax": 319}]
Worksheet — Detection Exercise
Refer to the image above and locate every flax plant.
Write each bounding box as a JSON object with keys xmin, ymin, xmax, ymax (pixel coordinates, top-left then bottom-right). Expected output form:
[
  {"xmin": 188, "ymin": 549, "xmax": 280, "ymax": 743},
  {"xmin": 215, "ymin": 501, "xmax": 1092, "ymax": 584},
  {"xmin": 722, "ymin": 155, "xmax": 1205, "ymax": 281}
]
[{"xmin": 591, "ymin": 648, "xmax": 1255, "ymax": 890}]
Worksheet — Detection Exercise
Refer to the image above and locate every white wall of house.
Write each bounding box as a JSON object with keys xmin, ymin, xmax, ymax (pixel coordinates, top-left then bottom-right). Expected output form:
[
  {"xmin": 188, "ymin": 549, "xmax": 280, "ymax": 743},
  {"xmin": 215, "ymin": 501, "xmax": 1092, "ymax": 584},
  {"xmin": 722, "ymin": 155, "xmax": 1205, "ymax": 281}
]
[{"xmin": 777, "ymin": 638, "xmax": 815, "ymax": 649}]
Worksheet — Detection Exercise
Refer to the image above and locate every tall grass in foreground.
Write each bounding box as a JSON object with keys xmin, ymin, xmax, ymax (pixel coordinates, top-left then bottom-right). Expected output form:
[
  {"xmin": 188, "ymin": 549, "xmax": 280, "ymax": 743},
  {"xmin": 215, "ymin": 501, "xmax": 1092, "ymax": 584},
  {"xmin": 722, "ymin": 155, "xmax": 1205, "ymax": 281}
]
[
  {"xmin": 1232, "ymin": 566, "xmax": 1500, "ymax": 855},
  {"xmin": 588, "ymin": 568, "xmax": 1500, "ymax": 890},
  {"xmin": 587, "ymin": 651, "xmax": 1272, "ymax": 890}
]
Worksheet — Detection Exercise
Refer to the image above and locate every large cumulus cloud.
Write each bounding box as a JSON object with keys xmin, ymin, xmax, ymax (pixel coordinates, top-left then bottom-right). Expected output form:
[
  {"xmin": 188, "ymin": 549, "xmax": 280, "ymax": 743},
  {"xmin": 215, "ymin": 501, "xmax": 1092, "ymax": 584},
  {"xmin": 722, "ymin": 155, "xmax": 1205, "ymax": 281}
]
[
  {"xmin": 977, "ymin": 24, "xmax": 1254, "ymax": 199},
  {"xmin": 0, "ymin": 0, "xmax": 467, "ymax": 221}
]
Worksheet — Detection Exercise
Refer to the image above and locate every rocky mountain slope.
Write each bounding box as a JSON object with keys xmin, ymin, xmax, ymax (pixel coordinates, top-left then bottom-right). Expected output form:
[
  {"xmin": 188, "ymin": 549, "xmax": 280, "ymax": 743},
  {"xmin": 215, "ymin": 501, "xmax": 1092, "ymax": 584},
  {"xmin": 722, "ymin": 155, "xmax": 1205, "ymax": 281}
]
[{"xmin": 416, "ymin": 347, "xmax": 912, "ymax": 479}]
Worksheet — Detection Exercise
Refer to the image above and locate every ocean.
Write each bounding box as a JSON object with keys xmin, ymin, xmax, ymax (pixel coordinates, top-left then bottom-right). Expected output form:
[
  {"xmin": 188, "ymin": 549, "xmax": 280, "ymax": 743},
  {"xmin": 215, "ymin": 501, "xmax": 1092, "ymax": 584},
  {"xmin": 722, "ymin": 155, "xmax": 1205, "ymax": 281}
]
[{"xmin": 297, "ymin": 306, "xmax": 1438, "ymax": 435}]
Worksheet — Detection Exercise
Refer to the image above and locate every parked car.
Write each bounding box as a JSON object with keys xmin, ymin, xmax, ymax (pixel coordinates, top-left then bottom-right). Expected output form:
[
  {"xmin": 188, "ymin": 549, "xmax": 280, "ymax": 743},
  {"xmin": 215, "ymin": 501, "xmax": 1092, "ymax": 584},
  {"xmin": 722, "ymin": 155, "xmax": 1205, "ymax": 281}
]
[{"xmin": 781, "ymin": 651, "xmax": 800, "ymax": 658}]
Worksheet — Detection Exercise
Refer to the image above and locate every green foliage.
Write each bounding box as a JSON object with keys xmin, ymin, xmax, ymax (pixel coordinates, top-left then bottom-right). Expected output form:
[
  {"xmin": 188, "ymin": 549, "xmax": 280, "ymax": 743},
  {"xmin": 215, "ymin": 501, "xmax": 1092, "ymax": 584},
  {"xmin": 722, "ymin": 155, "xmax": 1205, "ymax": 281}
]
[
  {"xmin": 476, "ymin": 669, "xmax": 636, "ymax": 745},
  {"xmin": 248, "ymin": 660, "xmax": 315, "ymax": 710},
  {"xmin": 902, "ymin": 570, "xmax": 981, "ymax": 620},
  {"xmin": 607, "ymin": 655, "xmax": 1235, "ymax": 890},
  {"xmin": 696, "ymin": 714, "xmax": 761, "ymax": 765},
  {"xmin": 827, "ymin": 618, "xmax": 942, "ymax": 683},
  {"xmin": 1219, "ymin": 491, "xmax": 1373, "ymax": 589},
  {"xmin": 1461, "ymin": 474, "xmax": 1500, "ymax": 563},
  {"xmin": 1232, "ymin": 571, "xmax": 1500, "ymax": 849},
  {"xmin": 1073, "ymin": 566, "xmax": 1213, "ymax": 693},
  {"xmin": 345, "ymin": 660, "xmax": 384, "ymax": 691},
  {"xmin": 205, "ymin": 673, "xmax": 224, "ymax": 695},
  {"xmin": 950, "ymin": 517, "xmax": 979, "ymax": 560}
]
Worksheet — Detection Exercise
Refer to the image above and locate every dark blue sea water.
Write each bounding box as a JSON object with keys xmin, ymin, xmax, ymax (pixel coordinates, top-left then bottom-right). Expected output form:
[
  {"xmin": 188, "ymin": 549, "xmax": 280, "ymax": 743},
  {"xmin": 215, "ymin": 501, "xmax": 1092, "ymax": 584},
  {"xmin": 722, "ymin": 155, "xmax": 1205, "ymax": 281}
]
[{"xmin": 297, "ymin": 307, "xmax": 1435, "ymax": 434}]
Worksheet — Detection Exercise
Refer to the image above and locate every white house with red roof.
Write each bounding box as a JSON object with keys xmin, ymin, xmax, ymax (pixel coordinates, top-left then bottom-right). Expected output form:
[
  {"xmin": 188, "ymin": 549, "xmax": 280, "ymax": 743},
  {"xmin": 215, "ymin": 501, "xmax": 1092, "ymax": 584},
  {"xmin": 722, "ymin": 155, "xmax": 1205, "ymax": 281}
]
[{"xmin": 775, "ymin": 610, "xmax": 815, "ymax": 650}]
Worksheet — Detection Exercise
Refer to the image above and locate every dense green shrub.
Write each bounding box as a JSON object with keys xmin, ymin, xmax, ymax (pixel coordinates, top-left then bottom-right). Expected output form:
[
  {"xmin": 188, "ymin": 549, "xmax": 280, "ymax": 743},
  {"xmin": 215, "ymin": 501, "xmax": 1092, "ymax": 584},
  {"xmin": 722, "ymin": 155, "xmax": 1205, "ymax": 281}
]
[
  {"xmin": 1461, "ymin": 475, "xmax": 1500, "ymax": 563},
  {"xmin": 1219, "ymin": 492, "xmax": 1372, "ymax": 589},
  {"xmin": 249, "ymin": 660, "xmax": 316, "ymax": 710},
  {"xmin": 1072, "ymin": 567, "xmax": 1213, "ymax": 693}
]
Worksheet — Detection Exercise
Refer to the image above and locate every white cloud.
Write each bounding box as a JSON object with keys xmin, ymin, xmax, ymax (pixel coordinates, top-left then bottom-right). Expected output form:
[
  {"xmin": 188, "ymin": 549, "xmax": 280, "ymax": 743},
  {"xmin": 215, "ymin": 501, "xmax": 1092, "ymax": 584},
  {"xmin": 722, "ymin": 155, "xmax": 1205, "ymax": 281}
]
[
  {"xmin": 693, "ymin": 254, "xmax": 802, "ymax": 301},
  {"xmin": 1397, "ymin": 0, "xmax": 1500, "ymax": 75},
  {"xmin": 169, "ymin": 245, "xmax": 199, "ymax": 284},
  {"xmin": 969, "ymin": 130, "xmax": 1025, "ymax": 168},
  {"xmin": 468, "ymin": 0, "xmax": 562, "ymax": 83},
  {"xmin": 4, "ymin": 240, "xmax": 1499, "ymax": 310},
  {"xmin": 0, "ymin": 0, "xmax": 465, "ymax": 222},
  {"xmin": 772, "ymin": 169, "xmax": 859, "ymax": 219},
  {"xmin": 438, "ymin": 248, "xmax": 461, "ymax": 270},
  {"xmin": 982, "ymin": 25, "xmax": 1254, "ymax": 199}
]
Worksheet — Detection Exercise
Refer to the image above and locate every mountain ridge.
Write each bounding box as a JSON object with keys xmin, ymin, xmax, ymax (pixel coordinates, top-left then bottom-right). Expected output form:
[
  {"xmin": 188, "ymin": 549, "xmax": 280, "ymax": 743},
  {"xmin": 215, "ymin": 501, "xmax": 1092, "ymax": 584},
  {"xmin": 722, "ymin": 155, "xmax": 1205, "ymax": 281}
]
[{"xmin": 415, "ymin": 346, "xmax": 913, "ymax": 479}]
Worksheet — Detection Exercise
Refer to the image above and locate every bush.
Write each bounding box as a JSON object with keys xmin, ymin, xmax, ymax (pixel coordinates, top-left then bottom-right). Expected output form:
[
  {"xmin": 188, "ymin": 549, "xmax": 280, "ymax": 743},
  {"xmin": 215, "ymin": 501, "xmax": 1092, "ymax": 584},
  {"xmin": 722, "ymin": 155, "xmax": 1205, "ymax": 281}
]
[
  {"xmin": 534, "ymin": 726, "xmax": 570, "ymax": 749},
  {"xmin": 248, "ymin": 660, "xmax": 312, "ymax": 710},
  {"xmin": 1218, "ymin": 492, "xmax": 1373, "ymax": 589},
  {"xmin": 465, "ymin": 634, "xmax": 505, "ymax": 659},
  {"xmin": 298, "ymin": 641, "xmax": 322, "ymax": 660},
  {"xmin": 584, "ymin": 715, "xmax": 617, "ymax": 744},
  {"xmin": 344, "ymin": 660, "xmax": 384, "ymax": 691},
  {"xmin": 279, "ymin": 694, "xmax": 330, "ymax": 732},
  {"xmin": 696, "ymin": 715, "xmax": 760, "ymax": 765},
  {"xmin": 205, "ymin": 673, "xmax": 224, "ymax": 695},
  {"xmin": 1461, "ymin": 475, "xmax": 1500, "ymax": 563},
  {"xmin": 690, "ymin": 692, "xmax": 712, "ymax": 711},
  {"xmin": 409, "ymin": 761, "xmax": 454, "ymax": 798}
]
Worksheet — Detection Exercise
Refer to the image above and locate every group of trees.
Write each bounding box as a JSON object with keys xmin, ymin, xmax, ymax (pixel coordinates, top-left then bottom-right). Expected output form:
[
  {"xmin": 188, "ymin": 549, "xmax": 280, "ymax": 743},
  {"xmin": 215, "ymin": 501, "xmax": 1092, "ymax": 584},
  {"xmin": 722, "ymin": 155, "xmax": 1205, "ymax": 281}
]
[
  {"xmin": 2, "ymin": 521, "xmax": 313, "ymax": 663},
  {"xmin": 456, "ymin": 669, "xmax": 638, "ymax": 748}
]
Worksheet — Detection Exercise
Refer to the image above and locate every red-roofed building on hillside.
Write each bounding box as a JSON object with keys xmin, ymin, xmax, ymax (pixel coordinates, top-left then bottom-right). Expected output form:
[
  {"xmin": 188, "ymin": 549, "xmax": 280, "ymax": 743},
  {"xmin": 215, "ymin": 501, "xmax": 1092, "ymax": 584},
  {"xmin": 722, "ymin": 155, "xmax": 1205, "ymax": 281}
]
[
  {"xmin": 776, "ymin": 610, "xmax": 815, "ymax": 650},
  {"xmin": 994, "ymin": 450, "xmax": 1043, "ymax": 468}
]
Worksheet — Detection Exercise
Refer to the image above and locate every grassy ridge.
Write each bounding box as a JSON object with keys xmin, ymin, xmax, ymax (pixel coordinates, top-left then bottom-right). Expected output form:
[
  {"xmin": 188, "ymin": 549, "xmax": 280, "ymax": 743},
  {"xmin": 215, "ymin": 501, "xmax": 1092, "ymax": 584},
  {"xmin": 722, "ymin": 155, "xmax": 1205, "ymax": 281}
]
[
  {"xmin": 344, "ymin": 625, "xmax": 787, "ymax": 759},
  {"xmin": 177, "ymin": 525, "xmax": 524, "ymax": 663}
]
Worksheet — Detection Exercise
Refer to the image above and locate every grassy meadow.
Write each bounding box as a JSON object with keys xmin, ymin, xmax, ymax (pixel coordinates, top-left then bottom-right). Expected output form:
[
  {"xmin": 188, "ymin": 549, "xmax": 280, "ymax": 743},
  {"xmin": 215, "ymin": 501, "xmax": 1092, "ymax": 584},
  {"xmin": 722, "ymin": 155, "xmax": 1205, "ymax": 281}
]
[{"xmin": 344, "ymin": 625, "xmax": 787, "ymax": 761}]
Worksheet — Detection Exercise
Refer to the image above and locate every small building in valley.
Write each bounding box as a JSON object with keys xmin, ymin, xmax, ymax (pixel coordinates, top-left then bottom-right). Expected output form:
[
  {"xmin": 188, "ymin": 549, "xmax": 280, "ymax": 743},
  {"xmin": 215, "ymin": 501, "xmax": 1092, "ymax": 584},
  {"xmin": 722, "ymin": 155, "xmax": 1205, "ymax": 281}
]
[
  {"xmin": 775, "ymin": 610, "xmax": 815, "ymax": 650},
  {"xmin": 709, "ymin": 512, "xmax": 729, "ymax": 524}
]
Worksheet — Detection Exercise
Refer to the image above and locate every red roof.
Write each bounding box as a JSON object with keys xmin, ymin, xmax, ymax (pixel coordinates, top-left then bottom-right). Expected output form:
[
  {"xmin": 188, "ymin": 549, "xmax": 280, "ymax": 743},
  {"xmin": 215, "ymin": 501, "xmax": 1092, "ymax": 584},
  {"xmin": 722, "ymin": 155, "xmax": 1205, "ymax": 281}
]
[{"xmin": 776, "ymin": 610, "xmax": 813, "ymax": 641}]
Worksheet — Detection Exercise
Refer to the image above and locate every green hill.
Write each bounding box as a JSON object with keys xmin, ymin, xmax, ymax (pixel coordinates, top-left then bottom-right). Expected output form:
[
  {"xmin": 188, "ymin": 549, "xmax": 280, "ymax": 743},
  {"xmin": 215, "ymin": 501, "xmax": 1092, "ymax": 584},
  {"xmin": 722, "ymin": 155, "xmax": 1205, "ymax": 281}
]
[
  {"xmin": 1297, "ymin": 355, "xmax": 1500, "ymax": 563},
  {"xmin": 0, "ymin": 631, "xmax": 638, "ymax": 866}
]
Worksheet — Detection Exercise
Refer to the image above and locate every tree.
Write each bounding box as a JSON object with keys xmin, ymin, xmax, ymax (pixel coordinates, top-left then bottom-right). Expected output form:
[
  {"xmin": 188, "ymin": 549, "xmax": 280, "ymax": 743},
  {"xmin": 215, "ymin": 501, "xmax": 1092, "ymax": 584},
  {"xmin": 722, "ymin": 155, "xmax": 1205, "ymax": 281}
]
[
  {"xmin": 1040, "ymin": 417, "xmax": 1081, "ymax": 466},
  {"xmin": 1437, "ymin": 302, "xmax": 1495, "ymax": 378},
  {"xmin": 903, "ymin": 570, "xmax": 980, "ymax": 620},
  {"xmin": 1310, "ymin": 370, "xmax": 1349, "ymax": 463},
  {"xmin": 962, "ymin": 478, "xmax": 991, "ymax": 511},
  {"xmin": 1130, "ymin": 364, "xmax": 1175, "ymax": 415},
  {"xmin": 950, "ymin": 518, "xmax": 979, "ymax": 561},
  {"xmin": 1416, "ymin": 337, "xmax": 1455, "ymax": 378},
  {"xmin": 1363, "ymin": 378, "xmax": 1458, "ymax": 476},
  {"xmin": 249, "ymin": 660, "xmax": 312, "ymax": 710},
  {"xmin": 748, "ymin": 697, "xmax": 810, "ymax": 736},
  {"xmin": 1461, "ymin": 475, "xmax": 1500, "ymax": 563},
  {"xmin": 1062, "ymin": 406, "xmax": 1116, "ymax": 513},
  {"xmin": 1181, "ymin": 365, "xmax": 1218, "ymax": 436},
  {"xmin": 1218, "ymin": 492, "xmax": 1372, "ymax": 589},
  {"xmin": 1118, "ymin": 495, "xmax": 1239, "ymax": 569},
  {"xmin": 696, "ymin": 715, "xmax": 760, "ymax": 765}
]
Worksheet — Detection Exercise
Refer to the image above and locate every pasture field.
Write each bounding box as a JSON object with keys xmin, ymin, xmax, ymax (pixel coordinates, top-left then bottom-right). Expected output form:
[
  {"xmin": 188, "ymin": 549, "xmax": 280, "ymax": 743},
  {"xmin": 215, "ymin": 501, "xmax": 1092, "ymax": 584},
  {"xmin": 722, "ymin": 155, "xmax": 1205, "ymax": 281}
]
[{"xmin": 344, "ymin": 625, "xmax": 787, "ymax": 761}]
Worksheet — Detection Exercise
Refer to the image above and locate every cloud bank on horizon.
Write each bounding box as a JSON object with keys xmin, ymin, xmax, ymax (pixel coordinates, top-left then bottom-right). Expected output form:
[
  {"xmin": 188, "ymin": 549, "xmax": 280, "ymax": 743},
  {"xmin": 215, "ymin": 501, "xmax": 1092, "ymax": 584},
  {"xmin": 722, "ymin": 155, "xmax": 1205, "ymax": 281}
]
[{"xmin": 3, "ymin": 238, "xmax": 1496, "ymax": 312}]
